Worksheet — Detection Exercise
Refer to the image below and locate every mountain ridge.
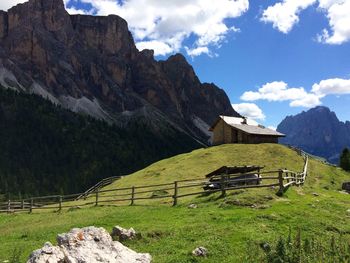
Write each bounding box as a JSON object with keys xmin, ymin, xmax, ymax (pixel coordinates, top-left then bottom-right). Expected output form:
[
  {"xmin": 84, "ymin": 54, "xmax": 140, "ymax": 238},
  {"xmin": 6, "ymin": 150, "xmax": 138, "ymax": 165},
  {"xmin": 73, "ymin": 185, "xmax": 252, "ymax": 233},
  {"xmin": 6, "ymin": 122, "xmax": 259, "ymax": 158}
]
[
  {"xmin": 277, "ymin": 106, "xmax": 350, "ymax": 163},
  {"xmin": 0, "ymin": 0, "xmax": 239, "ymax": 143}
]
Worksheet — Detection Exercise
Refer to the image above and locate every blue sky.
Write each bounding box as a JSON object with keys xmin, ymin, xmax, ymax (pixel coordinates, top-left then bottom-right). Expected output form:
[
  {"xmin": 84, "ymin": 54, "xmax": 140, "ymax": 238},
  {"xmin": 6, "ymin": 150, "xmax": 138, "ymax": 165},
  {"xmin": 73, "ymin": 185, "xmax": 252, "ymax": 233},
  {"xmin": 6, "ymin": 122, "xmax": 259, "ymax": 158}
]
[
  {"xmin": 3, "ymin": 0, "xmax": 349, "ymax": 128},
  {"xmin": 55, "ymin": 0, "xmax": 350, "ymax": 127}
]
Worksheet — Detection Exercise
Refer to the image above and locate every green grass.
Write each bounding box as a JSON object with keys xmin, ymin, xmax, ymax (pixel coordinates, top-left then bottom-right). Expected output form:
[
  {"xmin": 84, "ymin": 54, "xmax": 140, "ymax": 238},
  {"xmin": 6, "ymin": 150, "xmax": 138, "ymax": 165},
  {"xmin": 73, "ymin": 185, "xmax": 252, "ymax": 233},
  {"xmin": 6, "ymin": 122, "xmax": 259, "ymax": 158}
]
[{"xmin": 0, "ymin": 144, "xmax": 349, "ymax": 262}]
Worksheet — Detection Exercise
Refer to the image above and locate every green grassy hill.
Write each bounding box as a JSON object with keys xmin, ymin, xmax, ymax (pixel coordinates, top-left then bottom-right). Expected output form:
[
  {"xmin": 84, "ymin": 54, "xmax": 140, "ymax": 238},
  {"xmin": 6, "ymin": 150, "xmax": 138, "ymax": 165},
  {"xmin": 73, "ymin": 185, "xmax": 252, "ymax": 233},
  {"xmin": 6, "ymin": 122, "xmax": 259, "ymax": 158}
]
[{"xmin": 0, "ymin": 144, "xmax": 349, "ymax": 262}]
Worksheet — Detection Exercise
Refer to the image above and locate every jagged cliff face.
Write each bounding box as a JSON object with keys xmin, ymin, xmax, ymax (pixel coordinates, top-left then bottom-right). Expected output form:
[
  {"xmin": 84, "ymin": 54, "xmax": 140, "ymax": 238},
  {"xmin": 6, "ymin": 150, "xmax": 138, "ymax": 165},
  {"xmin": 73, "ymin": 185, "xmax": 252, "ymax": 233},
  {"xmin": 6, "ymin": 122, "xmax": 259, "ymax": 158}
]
[
  {"xmin": 277, "ymin": 106, "xmax": 350, "ymax": 163},
  {"xmin": 0, "ymin": 0, "xmax": 238, "ymax": 143}
]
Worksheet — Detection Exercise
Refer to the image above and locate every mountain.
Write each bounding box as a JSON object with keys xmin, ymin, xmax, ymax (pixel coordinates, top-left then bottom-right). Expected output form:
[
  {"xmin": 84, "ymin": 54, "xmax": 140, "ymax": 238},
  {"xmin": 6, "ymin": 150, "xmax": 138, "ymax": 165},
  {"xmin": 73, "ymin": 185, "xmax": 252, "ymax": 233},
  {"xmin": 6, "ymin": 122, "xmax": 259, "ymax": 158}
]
[
  {"xmin": 277, "ymin": 106, "xmax": 350, "ymax": 163},
  {"xmin": 0, "ymin": 0, "xmax": 239, "ymax": 144},
  {"xmin": 0, "ymin": 87, "xmax": 200, "ymax": 198}
]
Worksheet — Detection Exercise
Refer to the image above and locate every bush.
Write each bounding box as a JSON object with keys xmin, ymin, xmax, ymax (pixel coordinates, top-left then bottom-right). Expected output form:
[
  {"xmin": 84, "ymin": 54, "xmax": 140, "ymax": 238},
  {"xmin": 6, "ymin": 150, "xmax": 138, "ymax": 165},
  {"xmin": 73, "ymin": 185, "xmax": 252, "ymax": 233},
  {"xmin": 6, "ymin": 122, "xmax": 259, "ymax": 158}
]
[{"xmin": 340, "ymin": 148, "xmax": 350, "ymax": 171}]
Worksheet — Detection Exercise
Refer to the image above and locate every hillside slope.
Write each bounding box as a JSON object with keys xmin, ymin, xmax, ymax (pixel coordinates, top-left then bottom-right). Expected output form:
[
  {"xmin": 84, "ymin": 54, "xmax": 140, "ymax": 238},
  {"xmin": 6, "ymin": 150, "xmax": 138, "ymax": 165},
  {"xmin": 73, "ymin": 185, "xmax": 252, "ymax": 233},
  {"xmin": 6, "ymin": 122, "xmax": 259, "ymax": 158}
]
[
  {"xmin": 0, "ymin": 88, "xmax": 199, "ymax": 198},
  {"xmin": 1, "ymin": 144, "xmax": 349, "ymax": 262}
]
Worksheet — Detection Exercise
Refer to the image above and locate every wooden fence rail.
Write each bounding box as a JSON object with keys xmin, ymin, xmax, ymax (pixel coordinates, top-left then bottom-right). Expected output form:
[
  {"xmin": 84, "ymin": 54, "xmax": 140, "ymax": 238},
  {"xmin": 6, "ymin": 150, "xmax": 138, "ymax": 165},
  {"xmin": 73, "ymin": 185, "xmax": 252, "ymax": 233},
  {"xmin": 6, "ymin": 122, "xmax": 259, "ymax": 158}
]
[{"xmin": 0, "ymin": 158, "xmax": 308, "ymax": 214}]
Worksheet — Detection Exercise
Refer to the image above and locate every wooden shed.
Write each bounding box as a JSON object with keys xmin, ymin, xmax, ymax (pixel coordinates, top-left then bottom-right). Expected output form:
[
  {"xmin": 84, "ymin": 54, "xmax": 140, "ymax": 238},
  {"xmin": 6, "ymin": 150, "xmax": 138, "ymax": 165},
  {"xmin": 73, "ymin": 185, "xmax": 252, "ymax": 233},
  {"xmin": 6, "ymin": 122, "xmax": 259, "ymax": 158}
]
[{"xmin": 209, "ymin": 116, "xmax": 285, "ymax": 145}]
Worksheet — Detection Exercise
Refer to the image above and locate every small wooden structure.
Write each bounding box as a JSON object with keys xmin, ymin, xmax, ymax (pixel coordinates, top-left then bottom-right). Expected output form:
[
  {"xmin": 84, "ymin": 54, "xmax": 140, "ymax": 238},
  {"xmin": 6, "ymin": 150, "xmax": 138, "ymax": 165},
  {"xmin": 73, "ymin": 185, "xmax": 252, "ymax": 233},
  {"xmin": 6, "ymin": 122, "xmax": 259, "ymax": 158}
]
[
  {"xmin": 342, "ymin": 182, "xmax": 350, "ymax": 192},
  {"xmin": 209, "ymin": 116, "xmax": 285, "ymax": 145}
]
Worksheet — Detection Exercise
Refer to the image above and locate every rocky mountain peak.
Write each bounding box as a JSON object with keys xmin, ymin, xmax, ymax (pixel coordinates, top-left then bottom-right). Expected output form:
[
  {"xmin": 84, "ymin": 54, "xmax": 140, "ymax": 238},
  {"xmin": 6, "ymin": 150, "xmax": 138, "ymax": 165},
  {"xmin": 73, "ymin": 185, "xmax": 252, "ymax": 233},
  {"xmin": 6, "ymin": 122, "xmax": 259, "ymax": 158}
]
[
  {"xmin": 277, "ymin": 106, "xmax": 350, "ymax": 163},
  {"xmin": 7, "ymin": 0, "xmax": 70, "ymax": 32},
  {"xmin": 0, "ymin": 0, "xmax": 239, "ymax": 143}
]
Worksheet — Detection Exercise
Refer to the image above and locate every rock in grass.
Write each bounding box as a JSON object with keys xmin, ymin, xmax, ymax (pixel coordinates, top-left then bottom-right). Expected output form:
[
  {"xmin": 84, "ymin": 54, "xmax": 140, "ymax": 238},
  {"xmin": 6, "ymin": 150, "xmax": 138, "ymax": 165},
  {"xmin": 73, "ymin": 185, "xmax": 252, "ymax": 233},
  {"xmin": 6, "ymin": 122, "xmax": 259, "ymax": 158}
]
[
  {"xmin": 111, "ymin": 226, "xmax": 139, "ymax": 241},
  {"xmin": 192, "ymin": 247, "xmax": 208, "ymax": 257},
  {"xmin": 188, "ymin": 204, "xmax": 198, "ymax": 209},
  {"xmin": 27, "ymin": 226, "xmax": 151, "ymax": 263},
  {"xmin": 27, "ymin": 242, "xmax": 65, "ymax": 262}
]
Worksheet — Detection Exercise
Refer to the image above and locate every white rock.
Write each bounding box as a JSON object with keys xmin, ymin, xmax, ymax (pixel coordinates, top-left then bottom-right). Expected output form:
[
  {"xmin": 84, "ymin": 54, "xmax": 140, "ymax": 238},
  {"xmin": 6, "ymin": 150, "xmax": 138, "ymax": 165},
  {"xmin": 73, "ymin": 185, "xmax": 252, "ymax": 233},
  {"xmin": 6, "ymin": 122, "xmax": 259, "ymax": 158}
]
[
  {"xmin": 188, "ymin": 204, "xmax": 198, "ymax": 209},
  {"xmin": 27, "ymin": 226, "xmax": 151, "ymax": 263},
  {"xmin": 111, "ymin": 225, "xmax": 138, "ymax": 241},
  {"xmin": 192, "ymin": 247, "xmax": 208, "ymax": 257},
  {"xmin": 27, "ymin": 242, "xmax": 65, "ymax": 263}
]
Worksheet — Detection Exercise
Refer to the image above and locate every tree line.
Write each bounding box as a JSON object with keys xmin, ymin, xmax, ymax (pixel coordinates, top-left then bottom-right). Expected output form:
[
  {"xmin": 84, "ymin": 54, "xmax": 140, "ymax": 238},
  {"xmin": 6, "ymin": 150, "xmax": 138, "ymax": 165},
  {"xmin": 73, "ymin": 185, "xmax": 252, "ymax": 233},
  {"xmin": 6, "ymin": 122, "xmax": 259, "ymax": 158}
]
[{"xmin": 0, "ymin": 88, "xmax": 199, "ymax": 200}]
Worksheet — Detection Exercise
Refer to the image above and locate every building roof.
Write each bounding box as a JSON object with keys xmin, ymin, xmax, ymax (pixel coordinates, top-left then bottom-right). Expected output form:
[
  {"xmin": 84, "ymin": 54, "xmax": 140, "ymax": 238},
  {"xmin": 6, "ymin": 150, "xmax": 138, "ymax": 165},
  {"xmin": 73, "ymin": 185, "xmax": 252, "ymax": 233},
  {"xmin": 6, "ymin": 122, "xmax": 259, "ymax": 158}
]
[
  {"xmin": 219, "ymin": 116, "xmax": 259, "ymax": 126},
  {"xmin": 209, "ymin": 115, "xmax": 285, "ymax": 137},
  {"xmin": 229, "ymin": 123, "xmax": 285, "ymax": 136},
  {"xmin": 205, "ymin": 165, "xmax": 264, "ymax": 178}
]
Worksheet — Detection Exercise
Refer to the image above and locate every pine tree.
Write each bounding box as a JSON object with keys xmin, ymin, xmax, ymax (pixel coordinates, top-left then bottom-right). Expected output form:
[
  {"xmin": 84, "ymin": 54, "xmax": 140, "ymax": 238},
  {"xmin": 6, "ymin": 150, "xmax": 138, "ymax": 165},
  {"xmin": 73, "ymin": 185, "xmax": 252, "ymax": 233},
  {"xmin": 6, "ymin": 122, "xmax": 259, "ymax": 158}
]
[{"xmin": 340, "ymin": 148, "xmax": 350, "ymax": 171}]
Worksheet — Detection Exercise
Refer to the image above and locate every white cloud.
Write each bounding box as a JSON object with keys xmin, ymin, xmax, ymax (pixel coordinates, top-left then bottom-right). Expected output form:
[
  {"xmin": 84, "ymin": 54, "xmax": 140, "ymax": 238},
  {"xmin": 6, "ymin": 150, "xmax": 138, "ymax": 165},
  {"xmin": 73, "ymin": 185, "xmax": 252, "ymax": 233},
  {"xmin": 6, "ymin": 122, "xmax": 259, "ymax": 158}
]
[
  {"xmin": 261, "ymin": 0, "xmax": 316, "ymax": 34},
  {"xmin": 317, "ymin": 0, "xmax": 350, "ymax": 44},
  {"xmin": 0, "ymin": 0, "xmax": 27, "ymax": 11},
  {"xmin": 262, "ymin": 0, "xmax": 350, "ymax": 45},
  {"xmin": 136, "ymin": 40, "xmax": 173, "ymax": 56},
  {"xmin": 312, "ymin": 78, "xmax": 350, "ymax": 96},
  {"xmin": 76, "ymin": 0, "xmax": 249, "ymax": 56},
  {"xmin": 231, "ymin": 103, "xmax": 266, "ymax": 120},
  {"xmin": 185, "ymin": 46, "xmax": 210, "ymax": 57},
  {"xmin": 241, "ymin": 81, "xmax": 322, "ymax": 108},
  {"xmin": 289, "ymin": 94, "xmax": 322, "ymax": 107}
]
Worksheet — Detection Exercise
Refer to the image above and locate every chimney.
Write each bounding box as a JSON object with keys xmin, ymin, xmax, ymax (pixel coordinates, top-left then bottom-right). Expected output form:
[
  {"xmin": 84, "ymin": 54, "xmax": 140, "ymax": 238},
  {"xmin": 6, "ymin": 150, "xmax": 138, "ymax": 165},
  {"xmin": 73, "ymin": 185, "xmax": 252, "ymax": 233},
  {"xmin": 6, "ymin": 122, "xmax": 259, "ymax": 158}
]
[{"xmin": 242, "ymin": 117, "xmax": 247, "ymax": 125}]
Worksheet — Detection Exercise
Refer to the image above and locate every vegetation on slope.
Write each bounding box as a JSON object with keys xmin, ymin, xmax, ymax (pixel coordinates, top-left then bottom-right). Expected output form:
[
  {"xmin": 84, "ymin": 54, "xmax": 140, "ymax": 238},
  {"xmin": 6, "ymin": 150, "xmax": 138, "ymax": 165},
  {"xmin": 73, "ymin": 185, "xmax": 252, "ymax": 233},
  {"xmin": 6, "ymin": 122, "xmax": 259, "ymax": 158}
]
[
  {"xmin": 0, "ymin": 144, "xmax": 349, "ymax": 262},
  {"xmin": 340, "ymin": 148, "xmax": 350, "ymax": 171},
  {"xmin": 0, "ymin": 88, "xmax": 199, "ymax": 198}
]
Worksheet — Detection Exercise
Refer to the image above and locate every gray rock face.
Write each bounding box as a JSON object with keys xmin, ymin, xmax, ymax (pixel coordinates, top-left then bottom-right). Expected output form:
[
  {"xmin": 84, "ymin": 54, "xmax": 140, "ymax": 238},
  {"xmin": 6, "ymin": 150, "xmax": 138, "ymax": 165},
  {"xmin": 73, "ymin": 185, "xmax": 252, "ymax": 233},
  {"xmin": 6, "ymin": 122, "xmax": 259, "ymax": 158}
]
[
  {"xmin": 27, "ymin": 226, "xmax": 152, "ymax": 263},
  {"xmin": 277, "ymin": 106, "xmax": 350, "ymax": 164},
  {"xmin": 0, "ymin": 0, "xmax": 239, "ymax": 143}
]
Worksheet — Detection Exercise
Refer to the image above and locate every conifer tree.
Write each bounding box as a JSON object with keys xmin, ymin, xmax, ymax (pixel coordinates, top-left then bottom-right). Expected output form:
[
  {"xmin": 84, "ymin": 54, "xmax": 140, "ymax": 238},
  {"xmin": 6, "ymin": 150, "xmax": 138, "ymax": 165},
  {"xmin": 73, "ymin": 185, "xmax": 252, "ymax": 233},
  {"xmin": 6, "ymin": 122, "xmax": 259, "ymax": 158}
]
[{"xmin": 340, "ymin": 148, "xmax": 350, "ymax": 171}]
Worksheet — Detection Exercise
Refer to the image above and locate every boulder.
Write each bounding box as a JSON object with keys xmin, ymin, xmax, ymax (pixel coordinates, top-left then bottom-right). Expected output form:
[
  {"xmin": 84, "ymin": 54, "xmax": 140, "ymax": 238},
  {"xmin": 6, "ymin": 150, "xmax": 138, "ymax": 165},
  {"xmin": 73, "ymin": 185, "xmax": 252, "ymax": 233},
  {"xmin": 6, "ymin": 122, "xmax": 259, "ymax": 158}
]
[
  {"xmin": 111, "ymin": 225, "xmax": 139, "ymax": 241},
  {"xmin": 192, "ymin": 247, "xmax": 208, "ymax": 257},
  {"xmin": 27, "ymin": 242, "xmax": 65, "ymax": 263},
  {"xmin": 27, "ymin": 226, "xmax": 151, "ymax": 263}
]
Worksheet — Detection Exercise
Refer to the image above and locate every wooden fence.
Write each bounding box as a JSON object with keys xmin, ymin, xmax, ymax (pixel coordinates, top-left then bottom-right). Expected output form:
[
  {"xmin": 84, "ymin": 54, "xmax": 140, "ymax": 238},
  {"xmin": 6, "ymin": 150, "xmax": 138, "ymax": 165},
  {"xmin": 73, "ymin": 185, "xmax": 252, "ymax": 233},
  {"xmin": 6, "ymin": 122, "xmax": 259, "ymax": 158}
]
[
  {"xmin": 75, "ymin": 175, "xmax": 122, "ymax": 200},
  {"xmin": 0, "ymin": 157, "xmax": 308, "ymax": 214}
]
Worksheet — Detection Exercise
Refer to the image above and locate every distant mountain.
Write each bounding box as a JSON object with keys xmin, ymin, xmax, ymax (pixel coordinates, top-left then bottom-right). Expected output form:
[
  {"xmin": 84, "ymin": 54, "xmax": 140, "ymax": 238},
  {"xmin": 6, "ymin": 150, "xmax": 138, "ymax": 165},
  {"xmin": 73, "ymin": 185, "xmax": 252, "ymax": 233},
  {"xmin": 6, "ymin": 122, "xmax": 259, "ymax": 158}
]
[
  {"xmin": 0, "ymin": 0, "xmax": 239, "ymax": 144},
  {"xmin": 0, "ymin": 88, "xmax": 200, "ymax": 198},
  {"xmin": 277, "ymin": 106, "xmax": 350, "ymax": 164}
]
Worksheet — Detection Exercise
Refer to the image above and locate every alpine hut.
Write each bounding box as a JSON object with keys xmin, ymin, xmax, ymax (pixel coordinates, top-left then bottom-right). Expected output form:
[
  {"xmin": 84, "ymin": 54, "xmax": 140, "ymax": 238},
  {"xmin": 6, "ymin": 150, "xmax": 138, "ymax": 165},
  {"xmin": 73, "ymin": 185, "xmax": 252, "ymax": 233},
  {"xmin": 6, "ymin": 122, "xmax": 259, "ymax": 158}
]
[{"xmin": 209, "ymin": 116, "xmax": 285, "ymax": 145}]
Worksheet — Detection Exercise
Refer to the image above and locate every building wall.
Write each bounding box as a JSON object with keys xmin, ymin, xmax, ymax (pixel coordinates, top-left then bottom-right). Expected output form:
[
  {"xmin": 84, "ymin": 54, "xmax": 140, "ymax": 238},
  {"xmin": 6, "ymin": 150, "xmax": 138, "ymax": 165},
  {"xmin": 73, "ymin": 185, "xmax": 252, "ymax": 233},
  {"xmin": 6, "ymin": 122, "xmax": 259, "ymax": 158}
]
[
  {"xmin": 212, "ymin": 119, "xmax": 233, "ymax": 145},
  {"xmin": 212, "ymin": 121, "xmax": 279, "ymax": 145},
  {"xmin": 247, "ymin": 134, "xmax": 278, "ymax": 144}
]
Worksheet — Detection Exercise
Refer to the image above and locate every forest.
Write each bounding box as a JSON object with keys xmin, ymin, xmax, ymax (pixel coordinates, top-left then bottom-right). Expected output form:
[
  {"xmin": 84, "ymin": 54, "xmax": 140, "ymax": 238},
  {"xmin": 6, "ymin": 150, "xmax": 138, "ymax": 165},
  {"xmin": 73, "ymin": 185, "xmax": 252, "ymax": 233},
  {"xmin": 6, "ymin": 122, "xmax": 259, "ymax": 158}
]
[{"xmin": 0, "ymin": 88, "xmax": 199, "ymax": 199}]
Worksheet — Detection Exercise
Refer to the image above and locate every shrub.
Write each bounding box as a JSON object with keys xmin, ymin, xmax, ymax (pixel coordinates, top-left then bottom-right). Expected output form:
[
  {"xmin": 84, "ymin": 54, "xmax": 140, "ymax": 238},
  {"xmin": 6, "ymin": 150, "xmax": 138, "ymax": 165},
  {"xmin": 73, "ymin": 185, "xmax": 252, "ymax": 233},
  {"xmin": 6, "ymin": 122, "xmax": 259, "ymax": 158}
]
[
  {"xmin": 244, "ymin": 228, "xmax": 350, "ymax": 263},
  {"xmin": 340, "ymin": 148, "xmax": 350, "ymax": 171}
]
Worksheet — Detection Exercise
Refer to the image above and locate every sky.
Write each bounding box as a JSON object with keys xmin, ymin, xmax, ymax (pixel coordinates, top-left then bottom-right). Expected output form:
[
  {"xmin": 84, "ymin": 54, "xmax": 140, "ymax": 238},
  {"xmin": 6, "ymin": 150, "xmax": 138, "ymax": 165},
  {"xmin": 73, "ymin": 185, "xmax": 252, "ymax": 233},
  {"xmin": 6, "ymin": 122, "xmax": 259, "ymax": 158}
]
[{"xmin": 1, "ymin": 0, "xmax": 350, "ymax": 128}]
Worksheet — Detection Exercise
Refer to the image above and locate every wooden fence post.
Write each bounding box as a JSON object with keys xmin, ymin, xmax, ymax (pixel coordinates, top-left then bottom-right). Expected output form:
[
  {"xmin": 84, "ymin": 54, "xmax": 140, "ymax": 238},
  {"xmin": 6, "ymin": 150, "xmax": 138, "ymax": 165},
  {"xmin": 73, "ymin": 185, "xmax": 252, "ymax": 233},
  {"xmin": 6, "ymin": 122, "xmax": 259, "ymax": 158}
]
[
  {"xmin": 173, "ymin": 181, "xmax": 178, "ymax": 206},
  {"xmin": 131, "ymin": 187, "xmax": 135, "ymax": 206},
  {"xmin": 21, "ymin": 199, "xmax": 24, "ymax": 210},
  {"xmin": 30, "ymin": 198, "xmax": 33, "ymax": 213},
  {"xmin": 277, "ymin": 170, "xmax": 284, "ymax": 196},
  {"xmin": 58, "ymin": 196, "xmax": 62, "ymax": 211},
  {"xmin": 95, "ymin": 190, "xmax": 99, "ymax": 206},
  {"xmin": 220, "ymin": 174, "xmax": 226, "ymax": 197},
  {"xmin": 7, "ymin": 200, "xmax": 10, "ymax": 214}
]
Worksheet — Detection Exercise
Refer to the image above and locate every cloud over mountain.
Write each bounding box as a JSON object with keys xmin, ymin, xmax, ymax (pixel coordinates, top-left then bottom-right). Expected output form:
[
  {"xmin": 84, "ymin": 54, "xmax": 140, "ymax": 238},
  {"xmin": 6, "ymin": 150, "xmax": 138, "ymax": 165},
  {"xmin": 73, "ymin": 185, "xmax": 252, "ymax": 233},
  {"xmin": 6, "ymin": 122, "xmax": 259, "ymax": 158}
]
[{"xmin": 71, "ymin": 0, "xmax": 249, "ymax": 56}]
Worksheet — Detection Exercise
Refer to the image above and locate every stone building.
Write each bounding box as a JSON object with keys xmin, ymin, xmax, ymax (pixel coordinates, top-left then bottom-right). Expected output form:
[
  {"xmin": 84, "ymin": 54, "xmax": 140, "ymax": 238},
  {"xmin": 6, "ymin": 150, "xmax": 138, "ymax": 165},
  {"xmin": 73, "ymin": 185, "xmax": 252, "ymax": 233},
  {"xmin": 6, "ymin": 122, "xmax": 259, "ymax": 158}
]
[{"xmin": 209, "ymin": 116, "xmax": 285, "ymax": 145}]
